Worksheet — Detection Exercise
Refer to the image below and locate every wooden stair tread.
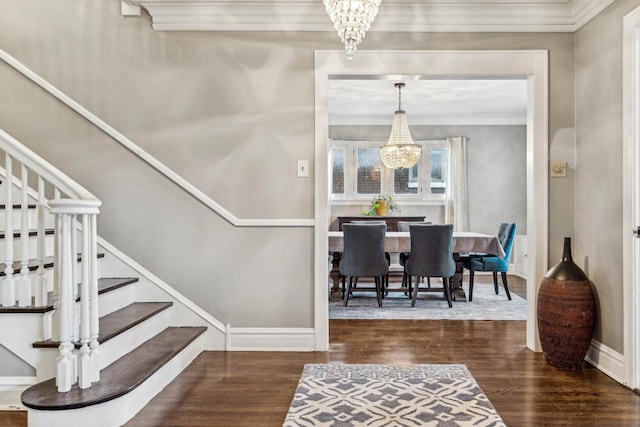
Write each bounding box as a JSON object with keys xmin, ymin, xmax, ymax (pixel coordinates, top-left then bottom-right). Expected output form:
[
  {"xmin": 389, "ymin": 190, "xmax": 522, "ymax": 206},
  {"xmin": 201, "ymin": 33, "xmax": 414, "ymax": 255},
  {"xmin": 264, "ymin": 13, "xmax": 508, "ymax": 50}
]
[
  {"xmin": 0, "ymin": 277, "xmax": 139, "ymax": 313},
  {"xmin": 0, "ymin": 228, "xmax": 54, "ymax": 239},
  {"xmin": 0, "ymin": 204, "xmax": 37, "ymax": 209},
  {"xmin": 95, "ymin": 277, "xmax": 139, "ymax": 296},
  {"xmin": 32, "ymin": 302, "xmax": 173, "ymax": 348},
  {"xmin": 21, "ymin": 326, "xmax": 207, "ymax": 410},
  {"xmin": 0, "ymin": 253, "xmax": 105, "ymax": 277}
]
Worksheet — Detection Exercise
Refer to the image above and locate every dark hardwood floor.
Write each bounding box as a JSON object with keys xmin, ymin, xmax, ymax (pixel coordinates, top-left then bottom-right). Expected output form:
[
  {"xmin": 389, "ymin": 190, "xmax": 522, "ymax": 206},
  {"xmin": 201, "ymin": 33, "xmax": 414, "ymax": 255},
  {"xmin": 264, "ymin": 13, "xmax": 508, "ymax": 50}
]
[
  {"xmin": 8, "ymin": 276, "xmax": 636, "ymax": 426},
  {"xmin": 126, "ymin": 318, "xmax": 640, "ymax": 426}
]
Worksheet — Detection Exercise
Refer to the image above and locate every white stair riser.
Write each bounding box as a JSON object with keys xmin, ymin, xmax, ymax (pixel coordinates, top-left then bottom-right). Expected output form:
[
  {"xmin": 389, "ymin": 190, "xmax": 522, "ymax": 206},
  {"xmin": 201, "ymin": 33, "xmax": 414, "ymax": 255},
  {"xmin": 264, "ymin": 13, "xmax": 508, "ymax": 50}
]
[
  {"xmin": 14, "ymin": 308, "xmax": 173, "ymax": 383},
  {"xmin": 95, "ymin": 284, "xmax": 136, "ymax": 316},
  {"xmin": 26, "ymin": 334, "xmax": 204, "ymax": 427},
  {"xmin": 0, "ymin": 233, "xmax": 55, "ymax": 261},
  {"xmin": 98, "ymin": 308, "xmax": 171, "ymax": 370}
]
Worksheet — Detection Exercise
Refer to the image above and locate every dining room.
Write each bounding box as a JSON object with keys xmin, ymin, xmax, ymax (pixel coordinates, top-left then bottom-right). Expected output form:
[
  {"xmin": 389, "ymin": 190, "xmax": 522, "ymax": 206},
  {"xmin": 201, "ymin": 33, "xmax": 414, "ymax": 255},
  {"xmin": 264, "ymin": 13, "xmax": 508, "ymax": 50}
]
[{"xmin": 325, "ymin": 75, "xmax": 529, "ymax": 322}]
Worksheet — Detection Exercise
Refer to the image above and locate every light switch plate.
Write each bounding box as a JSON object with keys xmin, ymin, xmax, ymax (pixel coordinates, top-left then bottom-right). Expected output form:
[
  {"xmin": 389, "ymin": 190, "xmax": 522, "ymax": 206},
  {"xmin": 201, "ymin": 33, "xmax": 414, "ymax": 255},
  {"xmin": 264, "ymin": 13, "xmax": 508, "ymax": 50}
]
[
  {"xmin": 297, "ymin": 160, "xmax": 309, "ymax": 177},
  {"xmin": 550, "ymin": 161, "xmax": 567, "ymax": 178}
]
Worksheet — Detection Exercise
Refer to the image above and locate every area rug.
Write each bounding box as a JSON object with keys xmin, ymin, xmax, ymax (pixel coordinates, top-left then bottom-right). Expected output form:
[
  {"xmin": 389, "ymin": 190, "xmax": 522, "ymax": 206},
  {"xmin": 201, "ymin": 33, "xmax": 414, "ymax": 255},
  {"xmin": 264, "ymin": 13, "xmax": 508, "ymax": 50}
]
[
  {"xmin": 330, "ymin": 282, "xmax": 527, "ymax": 321},
  {"xmin": 283, "ymin": 363, "xmax": 506, "ymax": 427}
]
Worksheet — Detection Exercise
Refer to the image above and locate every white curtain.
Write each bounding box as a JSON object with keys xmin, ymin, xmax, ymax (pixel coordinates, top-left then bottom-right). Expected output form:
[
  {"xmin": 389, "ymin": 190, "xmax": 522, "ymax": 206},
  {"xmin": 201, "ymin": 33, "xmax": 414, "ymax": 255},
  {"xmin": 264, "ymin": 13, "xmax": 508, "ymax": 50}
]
[{"xmin": 445, "ymin": 137, "xmax": 469, "ymax": 231}]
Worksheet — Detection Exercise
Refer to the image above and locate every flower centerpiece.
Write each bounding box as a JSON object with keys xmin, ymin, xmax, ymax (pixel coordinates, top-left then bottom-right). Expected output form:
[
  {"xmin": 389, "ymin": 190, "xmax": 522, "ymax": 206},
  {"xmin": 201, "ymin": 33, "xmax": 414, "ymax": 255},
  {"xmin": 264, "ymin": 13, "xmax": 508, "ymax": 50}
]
[{"xmin": 362, "ymin": 194, "xmax": 400, "ymax": 216}]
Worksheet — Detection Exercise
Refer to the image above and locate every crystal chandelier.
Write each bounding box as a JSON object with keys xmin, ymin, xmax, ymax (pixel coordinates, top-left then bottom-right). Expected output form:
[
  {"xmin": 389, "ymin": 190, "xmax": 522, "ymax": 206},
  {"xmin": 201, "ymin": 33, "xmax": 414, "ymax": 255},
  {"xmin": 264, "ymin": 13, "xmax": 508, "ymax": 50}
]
[
  {"xmin": 380, "ymin": 83, "xmax": 422, "ymax": 169},
  {"xmin": 323, "ymin": 0, "xmax": 381, "ymax": 59}
]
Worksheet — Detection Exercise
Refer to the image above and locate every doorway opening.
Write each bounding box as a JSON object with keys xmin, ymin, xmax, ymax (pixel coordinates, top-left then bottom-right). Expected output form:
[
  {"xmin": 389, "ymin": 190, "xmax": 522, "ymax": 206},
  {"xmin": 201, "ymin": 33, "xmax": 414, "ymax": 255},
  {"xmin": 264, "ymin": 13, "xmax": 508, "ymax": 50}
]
[{"xmin": 313, "ymin": 50, "xmax": 549, "ymax": 352}]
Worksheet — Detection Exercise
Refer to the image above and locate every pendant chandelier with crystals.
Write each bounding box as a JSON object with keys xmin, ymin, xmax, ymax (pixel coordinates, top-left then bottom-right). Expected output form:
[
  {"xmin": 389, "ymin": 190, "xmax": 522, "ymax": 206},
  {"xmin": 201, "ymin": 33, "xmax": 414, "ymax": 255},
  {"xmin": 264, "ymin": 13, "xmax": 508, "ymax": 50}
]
[
  {"xmin": 323, "ymin": 0, "xmax": 381, "ymax": 59},
  {"xmin": 380, "ymin": 83, "xmax": 422, "ymax": 169}
]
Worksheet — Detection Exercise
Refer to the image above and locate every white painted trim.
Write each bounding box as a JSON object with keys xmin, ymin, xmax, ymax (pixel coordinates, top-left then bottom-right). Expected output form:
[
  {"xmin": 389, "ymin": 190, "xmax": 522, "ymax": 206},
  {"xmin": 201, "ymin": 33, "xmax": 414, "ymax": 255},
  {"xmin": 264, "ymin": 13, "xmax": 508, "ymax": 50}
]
[
  {"xmin": 623, "ymin": 6, "xmax": 640, "ymax": 391},
  {"xmin": 585, "ymin": 339, "xmax": 626, "ymax": 385},
  {"xmin": 571, "ymin": 0, "xmax": 616, "ymax": 29},
  {"xmin": 314, "ymin": 50, "xmax": 549, "ymax": 353},
  {"xmin": 131, "ymin": 0, "xmax": 613, "ymax": 32},
  {"xmin": 0, "ymin": 130, "xmax": 98, "ymax": 203},
  {"xmin": 97, "ymin": 236, "xmax": 227, "ymax": 335},
  {"xmin": 0, "ymin": 377, "xmax": 36, "ymax": 386},
  {"xmin": 226, "ymin": 327, "xmax": 315, "ymax": 351},
  {"xmin": 329, "ymin": 113, "xmax": 528, "ymax": 127},
  {"xmin": 0, "ymin": 49, "xmax": 313, "ymax": 228}
]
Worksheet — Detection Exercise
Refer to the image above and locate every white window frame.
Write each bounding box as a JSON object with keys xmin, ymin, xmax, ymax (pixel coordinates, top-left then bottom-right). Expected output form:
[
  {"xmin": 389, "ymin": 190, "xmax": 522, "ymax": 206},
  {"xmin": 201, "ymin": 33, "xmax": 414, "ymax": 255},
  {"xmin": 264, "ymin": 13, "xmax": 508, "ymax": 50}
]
[
  {"xmin": 330, "ymin": 139, "xmax": 449, "ymax": 203},
  {"xmin": 330, "ymin": 141, "xmax": 350, "ymax": 200}
]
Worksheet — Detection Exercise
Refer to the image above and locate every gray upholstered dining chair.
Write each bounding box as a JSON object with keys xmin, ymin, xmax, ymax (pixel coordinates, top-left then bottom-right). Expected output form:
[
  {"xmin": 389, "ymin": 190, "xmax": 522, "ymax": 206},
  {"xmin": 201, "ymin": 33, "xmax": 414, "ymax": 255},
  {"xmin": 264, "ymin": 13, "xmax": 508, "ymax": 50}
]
[
  {"xmin": 339, "ymin": 223, "xmax": 389, "ymax": 307},
  {"xmin": 398, "ymin": 220, "xmax": 433, "ymax": 291},
  {"xmin": 404, "ymin": 224, "xmax": 456, "ymax": 308},
  {"xmin": 346, "ymin": 220, "xmax": 391, "ymax": 292}
]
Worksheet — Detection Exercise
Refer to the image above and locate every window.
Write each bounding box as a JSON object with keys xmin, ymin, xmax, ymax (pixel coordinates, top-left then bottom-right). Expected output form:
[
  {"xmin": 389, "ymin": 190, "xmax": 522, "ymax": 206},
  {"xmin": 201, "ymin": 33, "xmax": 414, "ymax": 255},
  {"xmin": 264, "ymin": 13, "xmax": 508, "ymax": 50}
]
[
  {"xmin": 355, "ymin": 147, "xmax": 382, "ymax": 195},
  {"xmin": 331, "ymin": 147, "xmax": 345, "ymax": 195},
  {"xmin": 330, "ymin": 139, "xmax": 449, "ymax": 202}
]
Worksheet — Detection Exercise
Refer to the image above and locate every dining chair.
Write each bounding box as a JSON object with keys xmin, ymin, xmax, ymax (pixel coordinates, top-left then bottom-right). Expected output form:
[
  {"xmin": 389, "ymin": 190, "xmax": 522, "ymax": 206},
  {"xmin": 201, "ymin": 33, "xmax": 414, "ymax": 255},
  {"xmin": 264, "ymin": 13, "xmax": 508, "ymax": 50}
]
[
  {"xmin": 339, "ymin": 223, "xmax": 389, "ymax": 307},
  {"xmin": 346, "ymin": 220, "xmax": 391, "ymax": 292},
  {"xmin": 398, "ymin": 220, "xmax": 432, "ymax": 291},
  {"xmin": 404, "ymin": 224, "xmax": 456, "ymax": 308},
  {"xmin": 462, "ymin": 222, "xmax": 517, "ymax": 301}
]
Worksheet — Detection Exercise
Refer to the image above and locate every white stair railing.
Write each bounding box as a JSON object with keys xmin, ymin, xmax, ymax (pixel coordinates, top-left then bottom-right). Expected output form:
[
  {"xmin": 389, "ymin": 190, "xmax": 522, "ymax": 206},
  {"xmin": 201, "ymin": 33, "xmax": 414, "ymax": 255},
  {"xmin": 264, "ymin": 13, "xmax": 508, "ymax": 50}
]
[{"xmin": 0, "ymin": 129, "xmax": 102, "ymax": 392}]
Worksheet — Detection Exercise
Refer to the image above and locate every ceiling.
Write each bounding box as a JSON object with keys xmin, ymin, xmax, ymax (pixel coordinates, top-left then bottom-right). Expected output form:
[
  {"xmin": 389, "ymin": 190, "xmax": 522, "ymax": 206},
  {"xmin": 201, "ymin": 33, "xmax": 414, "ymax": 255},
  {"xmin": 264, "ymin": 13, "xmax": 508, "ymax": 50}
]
[{"xmin": 328, "ymin": 78, "xmax": 528, "ymax": 126}]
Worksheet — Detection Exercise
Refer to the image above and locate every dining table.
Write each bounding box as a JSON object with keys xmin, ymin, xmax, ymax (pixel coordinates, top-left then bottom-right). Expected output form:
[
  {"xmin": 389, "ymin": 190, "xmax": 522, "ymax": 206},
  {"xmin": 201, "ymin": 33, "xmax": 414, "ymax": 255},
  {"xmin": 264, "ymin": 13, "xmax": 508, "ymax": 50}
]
[{"xmin": 328, "ymin": 230, "xmax": 505, "ymax": 301}]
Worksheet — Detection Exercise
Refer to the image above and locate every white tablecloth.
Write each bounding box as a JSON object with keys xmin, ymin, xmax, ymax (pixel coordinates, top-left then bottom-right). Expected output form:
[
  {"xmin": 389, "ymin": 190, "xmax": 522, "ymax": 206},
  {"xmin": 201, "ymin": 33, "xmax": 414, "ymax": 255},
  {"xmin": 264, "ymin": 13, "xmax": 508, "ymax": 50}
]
[{"xmin": 328, "ymin": 231, "xmax": 505, "ymax": 259}]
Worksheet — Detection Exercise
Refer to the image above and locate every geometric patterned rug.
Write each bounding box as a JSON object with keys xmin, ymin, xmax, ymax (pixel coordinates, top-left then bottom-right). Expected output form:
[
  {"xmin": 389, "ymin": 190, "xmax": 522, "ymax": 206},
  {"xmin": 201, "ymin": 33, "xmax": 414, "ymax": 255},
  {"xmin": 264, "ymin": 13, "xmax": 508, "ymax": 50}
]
[
  {"xmin": 329, "ymin": 282, "xmax": 527, "ymax": 321},
  {"xmin": 283, "ymin": 363, "xmax": 506, "ymax": 427}
]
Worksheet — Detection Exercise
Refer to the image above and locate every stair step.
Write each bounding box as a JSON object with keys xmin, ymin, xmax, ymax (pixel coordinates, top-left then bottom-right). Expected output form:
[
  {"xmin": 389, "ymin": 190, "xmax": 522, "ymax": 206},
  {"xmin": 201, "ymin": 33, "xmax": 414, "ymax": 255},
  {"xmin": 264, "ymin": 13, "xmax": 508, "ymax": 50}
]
[
  {"xmin": 0, "ymin": 277, "xmax": 139, "ymax": 313},
  {"xmin": 0, "ymin": 228, "xmax": 54, "ymax": 239},
  {"xmin": 0, "ymin": 252, "xmax": 105, "ymax": 277},
  {"xmin": 32, "ymin": 302, "xmax": 173, "ymax": 348},
  {"xmin": 21, "ymin": 326, "xmax": 206, "ymax": 410},
  {"xmin": 0, "ymin": 204, "xmax": 37, "ymax": 209},
  {"xmin": 95, "ymin": 277, "xmax": 139, "ymax": 297}
]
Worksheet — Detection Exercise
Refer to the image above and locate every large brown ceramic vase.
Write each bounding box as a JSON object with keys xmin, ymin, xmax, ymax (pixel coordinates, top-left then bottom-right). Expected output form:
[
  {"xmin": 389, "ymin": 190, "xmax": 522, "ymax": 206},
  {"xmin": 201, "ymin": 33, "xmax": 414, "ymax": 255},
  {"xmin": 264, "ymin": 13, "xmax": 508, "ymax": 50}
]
[{"xmin": 537, "ymin": 237, "xmax": 595, "ymax": 369}]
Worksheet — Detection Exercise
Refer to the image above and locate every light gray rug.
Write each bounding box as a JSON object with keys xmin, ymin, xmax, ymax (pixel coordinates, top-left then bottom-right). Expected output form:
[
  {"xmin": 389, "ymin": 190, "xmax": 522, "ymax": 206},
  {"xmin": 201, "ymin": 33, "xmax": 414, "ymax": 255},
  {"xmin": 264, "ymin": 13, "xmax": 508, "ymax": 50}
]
[
  {"xmin": 330, "ymin": 282, "xmax": 527, "ymax": 320},
  {"xmin": 283, "ymin": 363, "xmax": 506, "ymax": 427}
]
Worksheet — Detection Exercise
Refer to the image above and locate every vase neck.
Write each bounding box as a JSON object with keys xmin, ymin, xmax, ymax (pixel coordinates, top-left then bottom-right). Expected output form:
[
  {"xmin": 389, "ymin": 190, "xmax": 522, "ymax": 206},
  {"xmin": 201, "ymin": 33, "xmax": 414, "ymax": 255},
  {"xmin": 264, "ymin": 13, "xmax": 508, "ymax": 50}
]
[
  {"xmin": 544, "ymin": 237, "xmax": 589, "ymax": 281},
  {"xmin": 561, "ymin": 237, "xmax": 573, "ymax": 262}
]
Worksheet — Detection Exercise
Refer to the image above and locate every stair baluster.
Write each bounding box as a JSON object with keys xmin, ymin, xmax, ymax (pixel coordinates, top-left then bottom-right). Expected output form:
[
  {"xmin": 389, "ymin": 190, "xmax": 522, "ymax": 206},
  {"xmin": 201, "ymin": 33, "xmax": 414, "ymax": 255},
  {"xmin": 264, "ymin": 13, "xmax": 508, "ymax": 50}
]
[
  {"xmin": 34, "ymin": 176, "xmax": 47, "ymax": 307},
  {"xmin": 89, "ymin": 212, "xmax": 100, "ymax": 382},
  {"xmin": 17, "ymin": 164, "xmax": 31, "ymax": 307},
  {"xmin": 3, "ymin": 153, "xmax": 15, "ymax": 307},
  {"xmin": 55, "ymin": 211, "xmax": 75, "ymax": 392},
  {"xmin": 78, "ymin": 213, "xmax": 91, "ymax": 388}
]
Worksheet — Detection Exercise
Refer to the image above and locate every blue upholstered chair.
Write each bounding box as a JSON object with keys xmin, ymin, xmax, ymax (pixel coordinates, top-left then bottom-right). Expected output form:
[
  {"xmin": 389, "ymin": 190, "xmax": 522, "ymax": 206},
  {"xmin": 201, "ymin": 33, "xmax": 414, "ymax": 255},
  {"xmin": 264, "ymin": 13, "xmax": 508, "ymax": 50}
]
[
  {"xmin": 462, "ymin": 222, "xmax": 517, "ymax": 301},
  {"xmin": 405, "ymin": 224, "xmax": 456, "ymax": 308},
  {"xmin": 339, "ymin": 223, "xmax": 389, "ymax": 307}
]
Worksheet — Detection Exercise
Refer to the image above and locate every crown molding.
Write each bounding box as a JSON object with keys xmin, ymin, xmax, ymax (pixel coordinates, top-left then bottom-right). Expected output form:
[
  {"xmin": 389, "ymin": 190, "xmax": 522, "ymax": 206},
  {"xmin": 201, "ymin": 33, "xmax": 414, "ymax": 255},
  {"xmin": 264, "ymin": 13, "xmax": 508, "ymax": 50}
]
[{"xmin": 123, "ymin": 0, "xmax": 616, "ymax": 32}]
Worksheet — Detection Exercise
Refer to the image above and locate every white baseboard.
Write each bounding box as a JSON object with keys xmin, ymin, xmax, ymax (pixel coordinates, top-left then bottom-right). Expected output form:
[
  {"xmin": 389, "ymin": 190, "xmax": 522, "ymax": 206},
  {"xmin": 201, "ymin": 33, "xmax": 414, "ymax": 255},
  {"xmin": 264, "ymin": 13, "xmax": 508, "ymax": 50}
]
[
  {"xmin": 585, "ymin": 339, "xmax": 626, "ymax": 386},
  {"xmin": 0, "ymin": 378, "xmax": 35, "ymax": 410},
  {"xmin": 226, "ymin": 327, "xmax": 315, "ymax": 351}
]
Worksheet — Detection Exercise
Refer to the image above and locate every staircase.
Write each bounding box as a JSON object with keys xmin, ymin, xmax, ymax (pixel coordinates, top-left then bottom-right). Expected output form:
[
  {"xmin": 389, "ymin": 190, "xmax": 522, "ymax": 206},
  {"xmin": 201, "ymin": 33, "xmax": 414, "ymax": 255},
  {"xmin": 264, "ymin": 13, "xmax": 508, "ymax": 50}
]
[{"xmin": 0, "ymin": 130, "xmax": 225, "ymax": 426}]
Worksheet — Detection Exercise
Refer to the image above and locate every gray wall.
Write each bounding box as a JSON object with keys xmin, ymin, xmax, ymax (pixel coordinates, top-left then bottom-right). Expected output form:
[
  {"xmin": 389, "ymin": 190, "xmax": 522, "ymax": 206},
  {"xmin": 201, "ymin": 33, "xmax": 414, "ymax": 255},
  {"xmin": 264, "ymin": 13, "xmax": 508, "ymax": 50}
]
[
  {"xmin": 330, "ymin": 125, "xmax": 527, "ymax": 236},
  {"xmin": 0, "ymin": 1, "xmax": 576, "ymax": 344},
  {"xmin": 574, "ymin": 0, "xmax": 640, "ymax": 352},
  {"xmin": 0, "ymin": 345, "xmax": 34, "ymax": 376}
]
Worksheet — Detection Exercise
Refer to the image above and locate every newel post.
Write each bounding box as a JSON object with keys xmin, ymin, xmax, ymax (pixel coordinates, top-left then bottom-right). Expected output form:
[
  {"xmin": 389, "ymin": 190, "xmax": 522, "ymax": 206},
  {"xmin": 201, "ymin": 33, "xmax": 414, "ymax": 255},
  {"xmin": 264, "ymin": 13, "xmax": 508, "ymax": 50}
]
[{"xmin": 49, "ymin": 199, "xmax": 100, "ymax": 392}]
